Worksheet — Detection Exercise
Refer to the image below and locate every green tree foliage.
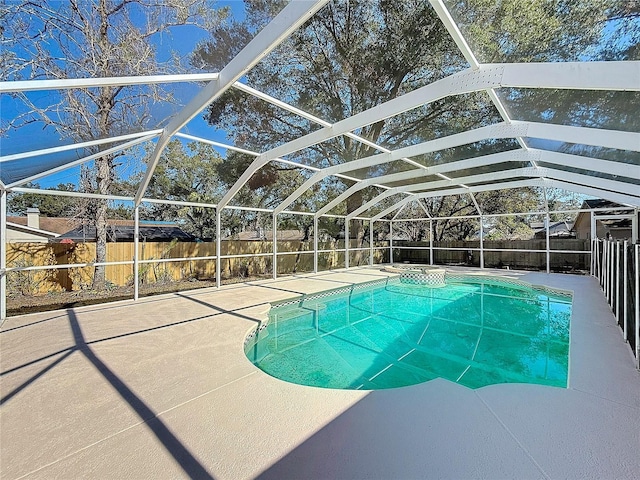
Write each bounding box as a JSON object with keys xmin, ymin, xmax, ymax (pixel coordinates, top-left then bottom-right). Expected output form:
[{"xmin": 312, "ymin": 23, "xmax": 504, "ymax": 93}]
[
  {"xmin": 450, "ymin": 0, "xmax": 640, "ymax": 167},
  {"xmin": 7, "ymin": 183, "xmax": 77, "ymax": 217},
  {"xmin": 194, "ymin": 0, "xmax": 633, "ymax": 239},
  {"xmin": 7, "ymin": 182, "xmax": 134, "ymax": 219},
  {"xmin": 195, "ymin": 0, "xmax": 500, "ymax": 238},
  {"xmin": 142, "ymin": 140, "xmax": 225, "ymax": 239},
  {"xmin": 476, "ymin": 188, "xmax": 539, "ymax": 240},
  {"xmin": 2, "ymin": 0, "xmax": 224, "ymax": 288}
]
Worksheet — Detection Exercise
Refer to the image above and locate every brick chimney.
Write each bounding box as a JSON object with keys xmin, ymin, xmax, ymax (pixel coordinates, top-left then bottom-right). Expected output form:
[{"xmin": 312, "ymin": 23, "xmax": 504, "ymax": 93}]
[{"xmin": 26, "ymin": 207, "xmax": 40, "ymax": 229}]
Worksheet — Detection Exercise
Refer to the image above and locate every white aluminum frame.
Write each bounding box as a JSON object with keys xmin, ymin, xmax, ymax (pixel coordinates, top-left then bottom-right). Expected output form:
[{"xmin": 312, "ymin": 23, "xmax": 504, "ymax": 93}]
[{"xmin": 2, "ymin": 2, "xmax": 640, "ymax": 327}]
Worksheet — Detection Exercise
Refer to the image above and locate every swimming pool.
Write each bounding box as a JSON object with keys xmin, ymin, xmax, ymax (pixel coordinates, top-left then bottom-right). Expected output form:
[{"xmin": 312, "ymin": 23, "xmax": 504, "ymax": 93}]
[{"xmin": 245, "ymin": 274, "xmax": 572, "ymax": 390}]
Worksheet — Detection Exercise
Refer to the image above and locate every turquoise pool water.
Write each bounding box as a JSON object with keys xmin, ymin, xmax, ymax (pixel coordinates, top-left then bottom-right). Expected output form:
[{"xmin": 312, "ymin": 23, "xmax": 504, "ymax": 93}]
[{"xmin": 245, "ymin": 276, "xmax": 572, "ymax": 390}]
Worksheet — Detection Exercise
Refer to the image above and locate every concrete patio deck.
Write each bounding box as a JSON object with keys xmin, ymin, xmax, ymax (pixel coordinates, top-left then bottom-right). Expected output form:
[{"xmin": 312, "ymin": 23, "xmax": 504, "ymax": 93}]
[{"xmin": 1, "ymin": 266, "xmax": 639, "ymax": 479}]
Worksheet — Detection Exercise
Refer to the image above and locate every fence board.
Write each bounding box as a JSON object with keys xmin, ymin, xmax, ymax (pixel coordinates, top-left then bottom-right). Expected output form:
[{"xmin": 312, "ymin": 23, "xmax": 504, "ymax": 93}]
[{"xmin": 7, "ymin": 238, "xmax": 588, "ymax": 294}]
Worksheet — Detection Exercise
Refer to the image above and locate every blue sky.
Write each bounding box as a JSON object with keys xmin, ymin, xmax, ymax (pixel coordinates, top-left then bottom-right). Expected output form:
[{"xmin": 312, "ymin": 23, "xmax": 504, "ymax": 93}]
[{"xmin": 1, "ymin": 0, "xmax": 247, "ymax": 189}]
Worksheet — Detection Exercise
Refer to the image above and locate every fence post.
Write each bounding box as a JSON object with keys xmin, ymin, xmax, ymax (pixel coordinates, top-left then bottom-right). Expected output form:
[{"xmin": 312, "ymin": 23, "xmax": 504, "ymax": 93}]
[
  {"xmin": 610, "ymin": 241, "xmax": 615, "ymax": 307},
  {"xmin": 635, "ymin": 243, "xmax": 639, "ymax": 369},
  {"xmin": 623, "ymin": 240, "xmax": 628, "ymax": 340},
  {"xmin": 0, "ymin": 189, "xmax": 6, "ymax": 322},
  {"xmin": 604, "ymin": 240, "xmax": 611, "ymax": 305},
  {"xmin": 600, "ymin": 240, "xmax": 609, "ymax": 292},
  {"xmin": 616, "ymin": 241, "xmax": 620, "ymax": 320},
  {"xmin": 596, "ymin": 239, "xmax": 601, "ymax": 283},
  {"xmin": 134, "ymin": 206, "xmax": 139, "ymax": 301}
]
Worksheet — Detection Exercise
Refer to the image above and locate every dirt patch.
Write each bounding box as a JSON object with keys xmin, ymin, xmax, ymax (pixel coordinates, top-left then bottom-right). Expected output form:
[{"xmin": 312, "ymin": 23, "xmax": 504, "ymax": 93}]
[{"xmin": 6, "ymin": 276, "xmax": 268, "ymax": 316}]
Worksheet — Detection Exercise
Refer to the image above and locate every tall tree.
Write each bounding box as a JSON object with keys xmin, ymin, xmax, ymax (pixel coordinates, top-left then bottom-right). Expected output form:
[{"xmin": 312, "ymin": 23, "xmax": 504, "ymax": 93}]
[
  {"xmin": 7, "ymin": 183, "xmax": 77, "ymax": 217},
  {"xmin": 2, "ymin": 0, "xmax": 223, "ymax": 288},
  {"xmin": 195, "ymin": 0, "xmax": 636, "ymax": 237},
  {"xmin": 141, "ymin": 140, "xmax": 225, "ymax": 239},
  {"xmin": 196, "ymin": 0, "xmax": 497, "ymax": 241}
]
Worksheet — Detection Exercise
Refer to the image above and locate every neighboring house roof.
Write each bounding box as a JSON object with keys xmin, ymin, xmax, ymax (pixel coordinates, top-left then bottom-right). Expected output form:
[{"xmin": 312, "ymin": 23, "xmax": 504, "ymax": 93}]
[
  {"xmin": 533, "ymin": 221, "xmax": 574, "ymax": 239},
  {"xmin": 582, "ymin": 199, "xmax": 632, "ymax": 212},
  {"xmin": 572, "ymin": 200, "xmax": 633, "ymax": 232},
  {"xmin": 53, "ymin": 225, "xmax": 195, "ymax": 243},
  {"xmin": 226, "ymin": 229, "xmax": 307, "ymax": 241},
  {"xmin": 7, "ymin": 216, "xmax": 77, "ymax": 235},
  {"xmin": 6, "ymin": 221, "xmax": 61, "ymax": 239}
]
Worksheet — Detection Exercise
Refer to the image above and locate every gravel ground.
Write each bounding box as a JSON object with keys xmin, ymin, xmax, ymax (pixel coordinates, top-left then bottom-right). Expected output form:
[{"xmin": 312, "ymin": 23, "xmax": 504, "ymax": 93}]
[{"xmin": 5, "ymin": 276, "xmax": 268, "ymax": 316}]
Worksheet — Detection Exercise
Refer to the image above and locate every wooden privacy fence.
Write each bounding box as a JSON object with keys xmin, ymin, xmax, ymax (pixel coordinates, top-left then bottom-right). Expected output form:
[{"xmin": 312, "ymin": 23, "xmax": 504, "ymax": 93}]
[
  {"xmin": 6, "ymin": 238, "xmax": 589, "ymax": 294},
  {"xmin": 396, "ymin": 239, "xmax": 591, "ymax": 271},
  {"xmin": 6, "ymin": 240, "xmax": 388, "ymax": 294}
]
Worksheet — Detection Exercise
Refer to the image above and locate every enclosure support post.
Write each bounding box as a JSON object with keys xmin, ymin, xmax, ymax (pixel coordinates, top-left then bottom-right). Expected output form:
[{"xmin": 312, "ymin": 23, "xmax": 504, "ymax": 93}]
[
  {"xmin": 479, "ymin": 215, "xmax": 485, "ymax": 269},
  {"xmin": 369, "ymin": 219, "xmax": 374, "ymax": 266},
  {"xmin": 216, "ymin": 208, "xmax": 221, "ymax": 289},
  {"xmin": 590, "ymin": 210, "xmax": 596, "ymax": 243},
  {"xmin": 429, "ymin": 220, "xmax": 434, "ymax": 265},
  {"xmin": 133, "ymin": 206, "xmax": 139, "ymax": 301},
  {"xmin": 389, "ymin": 221, "xmax": 394, "ymax": 265},
  {"xmin": 345, "ymin": 219, "xmax": 349, "ymax": 269},
  {"xmin": 272, "ymin": 213, "xmax": 278, "ymax": 280},
  {"xmin": 635, "ymin": 243, "xmax": 639, "ymax": 369},
  {"xmin": 0, "ymin": 189, "xmax": 6, "ymax": 322},
  {"xmin": 545, "ymin": 212, "xmax": 550, "ymax": 274},
  {"xmin": 632, "ymin": 209, "xmax": 638, "ymax": 244},
  {"xmin": 313, "ymin": 216, "xmax": 318, "ymax": 273},
  {"xmin": 623, "ymin": 240, "xmax": 628, "ymax": 340}
]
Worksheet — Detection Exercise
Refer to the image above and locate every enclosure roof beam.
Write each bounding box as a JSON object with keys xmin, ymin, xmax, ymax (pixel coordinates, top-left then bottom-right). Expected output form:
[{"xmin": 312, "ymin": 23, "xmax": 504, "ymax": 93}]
[
  {"xmin": 11, "ymin": 187, "xmax": 135, "ymax": 202},
  {"xmin": 348, "ymin": 190, "xmax": 399, "ymax": 220},
  {"xmin": 536, "ymin": 150, "xmax": 640, "ymax": 180},
  {"xmin": 540, "ymin": 167, "xmax": 640, "ymax": 198},
  {"xmin": 418, "ymin": 199, "xmax": 432, "ymax": 218},
  {"xmin": 524, "ymin": 123, "xmax": 640, "ymax": 153},
  {"xmin": 347, "ymin": 168, "xmax": 538, "ymax": 220},
  {"xmin": 279, "ymin": 133, "xmax": 638, "ymax": 218},
  {"xmin": 219, "ymin": 61, "xmax": 638, "ymax": 210},
  {"xmin": 371, "ymin": 179, "xmax": 544, "ymax": 221},
  {"xmin": 469, "ymin": 192, "xmax": 482, "ymax": 216},
  {"xmin": 232, "ymin": 82, "xmax": 421, "ymax": 173},
  {"xmin": 0, "ymin": 74, "xmax": 220, "ymax": 93},
  {"xmin": 392, "ymin": 202, "xmax": 411, "ymax": 221},
  {"xmin": 314, "ymin": 121, "xmax": 639, "ymax": 179},
  {"xmin": 274, "ymin": 121, "xmax": 640, "ymax": 215},
  {"xmin": 0, "ymin": 130, "xmax": 163, "ymax": 163},
  {"xmin": 5, "ymin": 133, "xmax": 159, "ymax": 189},
  {"xmin": 429, "ymin": 0, "xmax": 532, "ymax": 160},
  {"xmin": 543, "ymin": 180, "xmax": 640, "ymax": 208},
  {"xmin": 274, "ymin": 122, "xmax": 512, "ymax": 199},
  {"xmin": 133, "ymin": 0, "xmax": 330, "ymax": 206}
]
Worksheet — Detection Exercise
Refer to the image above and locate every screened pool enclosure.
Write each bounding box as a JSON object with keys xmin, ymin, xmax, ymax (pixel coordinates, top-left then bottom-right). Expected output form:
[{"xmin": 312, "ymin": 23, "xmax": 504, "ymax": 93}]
[{"xmin": 1, "ymin": 0, "xmax": 639, "ymax": 338}]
